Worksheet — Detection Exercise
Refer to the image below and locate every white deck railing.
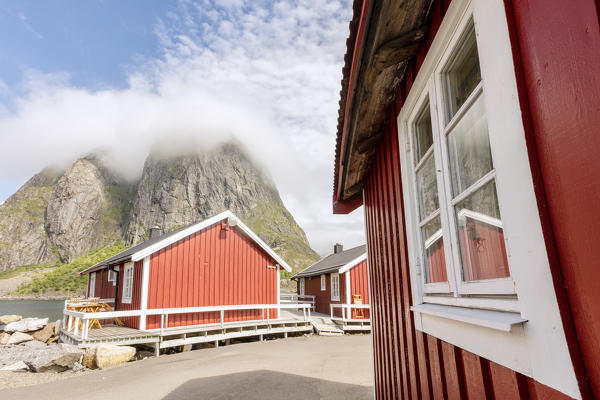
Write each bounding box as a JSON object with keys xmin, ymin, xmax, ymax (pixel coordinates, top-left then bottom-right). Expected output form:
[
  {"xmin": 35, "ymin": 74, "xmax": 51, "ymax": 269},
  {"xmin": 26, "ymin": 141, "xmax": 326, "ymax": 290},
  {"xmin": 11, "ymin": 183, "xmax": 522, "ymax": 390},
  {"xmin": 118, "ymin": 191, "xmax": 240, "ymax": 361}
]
[
  {"xmin": 280, "ymin": 294, "xmax": 316, "ymax": 310},
  {"xmin": 330, "ymin": 304, "xmax": 371, "ymax": 322},
  {"xmin": 62, "ymin": 303, "xmax": 313, "ymax": 340}
]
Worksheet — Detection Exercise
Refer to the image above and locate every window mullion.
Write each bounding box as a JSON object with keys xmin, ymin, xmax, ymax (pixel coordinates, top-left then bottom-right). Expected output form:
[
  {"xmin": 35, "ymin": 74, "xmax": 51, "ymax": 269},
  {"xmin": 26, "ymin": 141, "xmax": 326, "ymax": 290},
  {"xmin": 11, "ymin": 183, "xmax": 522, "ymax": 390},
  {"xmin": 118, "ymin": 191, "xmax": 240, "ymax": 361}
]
[{"xmin": 430, "ymin": 81, "xmax": 460, "ymax": 297}]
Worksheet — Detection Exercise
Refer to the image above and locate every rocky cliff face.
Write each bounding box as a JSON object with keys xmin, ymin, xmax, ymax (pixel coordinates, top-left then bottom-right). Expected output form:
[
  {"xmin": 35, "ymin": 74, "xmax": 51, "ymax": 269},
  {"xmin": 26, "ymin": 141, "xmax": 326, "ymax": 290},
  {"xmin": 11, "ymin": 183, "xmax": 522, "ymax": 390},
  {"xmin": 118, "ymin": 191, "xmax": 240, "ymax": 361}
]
[
  {"xmin": 0, "ymin": 169, "xmax": 61, "ymax": 269},
  {"xmin": 126, "ymin": 143, "xmax": 319, "ymax": 270},
  {"xmin": 44, "ymin": 157, "xmax": 135, "ymax": 263},
  {"xmin": 0, "ymin": 143, "xmax": 318, "ymax": 273}
]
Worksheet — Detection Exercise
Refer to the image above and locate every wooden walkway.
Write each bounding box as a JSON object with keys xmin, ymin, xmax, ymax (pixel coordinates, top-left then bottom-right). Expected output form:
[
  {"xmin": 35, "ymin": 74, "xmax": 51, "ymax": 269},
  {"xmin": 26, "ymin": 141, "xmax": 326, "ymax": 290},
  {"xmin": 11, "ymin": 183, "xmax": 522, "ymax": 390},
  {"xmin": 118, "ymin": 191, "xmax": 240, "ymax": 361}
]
[{"xmin": 59, "ymin": 312, "xmax": 312, "ymax": 353}]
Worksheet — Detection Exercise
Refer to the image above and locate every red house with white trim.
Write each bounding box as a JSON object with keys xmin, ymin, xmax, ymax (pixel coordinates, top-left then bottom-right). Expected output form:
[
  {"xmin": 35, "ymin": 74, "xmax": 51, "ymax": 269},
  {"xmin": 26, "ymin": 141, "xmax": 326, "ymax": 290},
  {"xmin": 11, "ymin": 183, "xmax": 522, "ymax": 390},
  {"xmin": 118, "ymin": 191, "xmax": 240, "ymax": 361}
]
[
  {"xmin": 333, "ymin": 0, "xmax": 600, "ymax": 398},
  {"xmin": 293, "ymin": 244, "xmax": 369, "ymax": 320},
  {"xmin": 81, "ymin": 210, "xmax": 291, "ymax": 331}
]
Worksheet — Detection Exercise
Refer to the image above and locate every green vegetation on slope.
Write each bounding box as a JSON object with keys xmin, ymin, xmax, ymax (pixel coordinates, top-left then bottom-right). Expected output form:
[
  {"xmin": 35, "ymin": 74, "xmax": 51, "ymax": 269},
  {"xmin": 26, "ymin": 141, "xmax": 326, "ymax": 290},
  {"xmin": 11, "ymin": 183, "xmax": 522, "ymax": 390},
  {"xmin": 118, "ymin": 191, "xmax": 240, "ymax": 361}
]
[
  {"xmin": 0, "ymin": 263, "xmax": 55, "ymax": 280},
  {"xmin": 12, "ymin": 242, "xmax": 126, "ymax": 296}
]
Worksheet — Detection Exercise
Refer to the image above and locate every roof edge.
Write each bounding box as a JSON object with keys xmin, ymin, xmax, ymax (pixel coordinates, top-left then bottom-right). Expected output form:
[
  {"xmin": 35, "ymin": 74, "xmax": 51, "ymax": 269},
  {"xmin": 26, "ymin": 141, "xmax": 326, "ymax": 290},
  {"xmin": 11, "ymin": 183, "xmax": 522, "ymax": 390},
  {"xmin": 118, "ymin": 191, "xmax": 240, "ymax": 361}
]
[
  {"xmin": 338, "ymin": 253, "xmax": 367, "ymax": 274},
  {"xmin": 130, "ymin": 210, "xmax": 292, "ymax": 272}
]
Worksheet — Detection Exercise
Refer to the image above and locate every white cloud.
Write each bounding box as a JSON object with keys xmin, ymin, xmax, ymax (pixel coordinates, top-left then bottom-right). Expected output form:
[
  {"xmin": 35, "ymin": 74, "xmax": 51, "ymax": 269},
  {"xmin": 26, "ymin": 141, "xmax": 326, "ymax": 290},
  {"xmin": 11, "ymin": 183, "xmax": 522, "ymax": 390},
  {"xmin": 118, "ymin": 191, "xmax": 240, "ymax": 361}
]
[{"xmin": 0, "ymin": 0, "xmax": 364, "ymax": 256}]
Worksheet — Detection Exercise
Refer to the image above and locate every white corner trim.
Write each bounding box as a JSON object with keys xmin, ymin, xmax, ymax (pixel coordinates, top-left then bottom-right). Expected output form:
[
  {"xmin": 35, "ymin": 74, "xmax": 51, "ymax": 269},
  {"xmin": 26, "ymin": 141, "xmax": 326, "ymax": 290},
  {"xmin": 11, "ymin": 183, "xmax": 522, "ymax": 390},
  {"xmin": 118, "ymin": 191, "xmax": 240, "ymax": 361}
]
[
  {"xmin": 130, "ymin": 210, "xmax": 292, "ymax": 272},
  {"xmin": 411, "ymin": 303, "xmax": 527, "ymax": 332},
  {"xmin": 345, "ymin": 271, "xmax": 351, "ymax": 305},
  {"xmin": 277, "ymin": 265, "xmax": 281, "ymax": 309},
  {"xmin": 337, "ymin": 253, "xmax": 367, "ymax": 274},
  {"xmin": 139, "ymin": 256, "xmax": 150, "ymax": 331}
]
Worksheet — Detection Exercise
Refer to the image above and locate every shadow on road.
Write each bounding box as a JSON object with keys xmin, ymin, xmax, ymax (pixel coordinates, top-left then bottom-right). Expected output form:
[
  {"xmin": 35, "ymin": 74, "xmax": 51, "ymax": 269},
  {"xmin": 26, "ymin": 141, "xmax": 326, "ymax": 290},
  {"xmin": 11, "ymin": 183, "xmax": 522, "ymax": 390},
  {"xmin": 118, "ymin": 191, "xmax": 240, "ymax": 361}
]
[{"xmin": 162, "ymin": 369, "xmax": 373, "ymax": 400}]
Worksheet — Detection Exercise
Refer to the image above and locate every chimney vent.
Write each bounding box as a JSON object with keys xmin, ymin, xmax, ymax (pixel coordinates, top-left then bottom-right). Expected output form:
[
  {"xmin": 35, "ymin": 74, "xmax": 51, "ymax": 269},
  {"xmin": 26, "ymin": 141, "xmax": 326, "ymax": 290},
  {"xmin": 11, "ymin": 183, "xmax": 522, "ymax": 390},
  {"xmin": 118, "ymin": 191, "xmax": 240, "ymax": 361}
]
[
  {"xmin": 334, "ymin": 243, "xmax": 343, "ymax": 254},
  {"xmin": 149, "ymin": 226, "xmax": 162, "ymax": 239}
]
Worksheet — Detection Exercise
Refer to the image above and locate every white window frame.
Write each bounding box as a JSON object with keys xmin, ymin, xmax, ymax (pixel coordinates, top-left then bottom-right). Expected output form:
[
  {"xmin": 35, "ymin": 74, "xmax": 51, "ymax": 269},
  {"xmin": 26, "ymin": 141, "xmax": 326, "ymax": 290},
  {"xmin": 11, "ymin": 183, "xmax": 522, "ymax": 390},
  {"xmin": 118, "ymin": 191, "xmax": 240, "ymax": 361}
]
[
  {"xmin": 331, "ymin": 273, "xmax": 340, "ymax": 301},
  {"xmin": 108, "ymin": 269, "xmax": 117, "ymax": 286},
  {"xmin": 320, "ymin": 274, "xmax": 326, "ymax": 291},
  {"xmin": 299, "ymin": 278, "xmax": 305, "ymax": 296},
  {"xmin": 396, "ymin": 0, "xmax": 580, "ymax": 397},
  {"xmin": 122, "ymin": 262, "xmax": 134, "ymax": 304},
  {"xmin": 89, "ymin": 272, "xmax": 96, "ymax": 298}
]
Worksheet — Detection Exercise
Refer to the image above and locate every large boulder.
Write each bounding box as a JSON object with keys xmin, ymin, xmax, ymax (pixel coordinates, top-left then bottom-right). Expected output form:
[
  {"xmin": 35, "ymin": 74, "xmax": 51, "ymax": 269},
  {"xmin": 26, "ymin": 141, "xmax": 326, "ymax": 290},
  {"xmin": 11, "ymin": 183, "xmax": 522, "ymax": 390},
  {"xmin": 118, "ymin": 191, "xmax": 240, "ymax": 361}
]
[
  {"xmin": 32, "ymin": 322, "xmax": 55, "ymax": 342},
  {"xmin": 0, "ymin": 332, "xmax": 10, "ymax": 345},
  {"xmin": 95, "ymin": 345, "xmax": 136, "ymax": 369},
  {"xmin": 21, "ymin": 340, "xmax": 47, "ymax": 349},
  {"xmin": 25, "ymin": 343, "xmax": 84, "ymax": 372},
  {"xmin": 82, "ymin": 346, "xmax": 97, "ymax": 369},
  {"xmin": 7, "ymin": 332, "xmax": 34, "ymax": 345},
  {"xmin": 0, "ymin": 315, "xmax": 21, "ymax": 325},
  {"xmin": 4, "ymin": 318, "xmax": 48, "ymax": 333},
  {"xmin": 0, "ymin": 360, "xmax": 28, "ymax": 371}
]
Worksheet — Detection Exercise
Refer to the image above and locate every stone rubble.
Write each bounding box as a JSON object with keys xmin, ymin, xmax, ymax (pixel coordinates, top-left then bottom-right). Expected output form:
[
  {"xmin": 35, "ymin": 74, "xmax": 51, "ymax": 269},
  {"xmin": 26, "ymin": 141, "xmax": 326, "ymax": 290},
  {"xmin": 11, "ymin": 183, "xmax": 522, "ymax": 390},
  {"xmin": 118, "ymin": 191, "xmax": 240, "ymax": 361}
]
[
  {"xmin": 0, "ymin": 314, "xmax": 22, "ymax": 325},
  {"xmin": 7, "ymin": 332, "xmax": 34, "ymax": 345},
  {"xmin": 4, "ymin": 318, "xmax": 48, "ymax": 333},
  {"xmin": 1, "ymin": 315, "xmax": 142, "ymax": 374}
]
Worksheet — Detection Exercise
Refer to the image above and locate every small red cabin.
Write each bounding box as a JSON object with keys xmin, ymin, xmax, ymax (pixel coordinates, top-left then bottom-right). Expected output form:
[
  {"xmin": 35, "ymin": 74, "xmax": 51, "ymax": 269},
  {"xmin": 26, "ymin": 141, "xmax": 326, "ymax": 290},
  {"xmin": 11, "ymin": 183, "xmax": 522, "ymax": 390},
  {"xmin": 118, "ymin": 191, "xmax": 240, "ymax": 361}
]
[
  {"xmin": 81, "ymin": 211, "xmax": 291, "ymax": 331},
  {"xmin": 332, "ymin": 0, "xmax": 600, "ymax": 398},
  {"xmin": 293, "ymin": 244, "xmax": 369, "ymax": 319}
]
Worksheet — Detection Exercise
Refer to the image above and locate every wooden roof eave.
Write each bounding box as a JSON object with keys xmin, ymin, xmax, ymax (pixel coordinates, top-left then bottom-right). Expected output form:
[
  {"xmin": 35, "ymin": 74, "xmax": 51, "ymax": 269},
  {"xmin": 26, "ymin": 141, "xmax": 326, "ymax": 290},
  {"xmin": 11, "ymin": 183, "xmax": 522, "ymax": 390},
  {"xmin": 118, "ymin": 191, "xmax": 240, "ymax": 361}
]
[{"xmin": 333, "ymin": 0, "xmax": 434, "ymax": 214}]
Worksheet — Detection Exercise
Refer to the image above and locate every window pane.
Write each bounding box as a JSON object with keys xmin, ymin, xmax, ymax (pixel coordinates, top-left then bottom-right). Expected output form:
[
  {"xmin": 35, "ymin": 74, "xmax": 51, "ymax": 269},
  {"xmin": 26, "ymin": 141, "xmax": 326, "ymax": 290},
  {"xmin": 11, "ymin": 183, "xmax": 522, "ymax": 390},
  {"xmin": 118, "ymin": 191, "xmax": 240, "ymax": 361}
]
[
  {"xmin": 421, "ymin": 216, "xmax": 447, "ymax": 283},
  {"xmin": 415, "ymin": 153, "xmax": 439, "ymax": 220},
  {"xmin": 447, "ymin": 95, "xmax": 493, "ymax": 197},
  {"xmin": 445, "ymin": 25, "xmax": 481, "ymax": 120},
  {"xmin": 455, "ymin": 181, "xmax": 509, "ymax": 281},
  {"xmin": 414, "ymin": 103, "xmax": 433, "ymax": 162}
]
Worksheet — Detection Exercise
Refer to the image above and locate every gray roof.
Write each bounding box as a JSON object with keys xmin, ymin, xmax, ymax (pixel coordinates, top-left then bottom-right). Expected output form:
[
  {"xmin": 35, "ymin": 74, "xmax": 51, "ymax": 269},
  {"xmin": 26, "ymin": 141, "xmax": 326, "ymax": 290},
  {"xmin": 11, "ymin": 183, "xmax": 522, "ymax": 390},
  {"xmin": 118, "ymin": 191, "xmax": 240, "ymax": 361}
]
[
  {"xmin": 293, "ymin": 244, "xmax": 366, "ymax": 278},
  {"xmin": 81, "ymin": 225, "xmax": 191, "ymax": 274}
]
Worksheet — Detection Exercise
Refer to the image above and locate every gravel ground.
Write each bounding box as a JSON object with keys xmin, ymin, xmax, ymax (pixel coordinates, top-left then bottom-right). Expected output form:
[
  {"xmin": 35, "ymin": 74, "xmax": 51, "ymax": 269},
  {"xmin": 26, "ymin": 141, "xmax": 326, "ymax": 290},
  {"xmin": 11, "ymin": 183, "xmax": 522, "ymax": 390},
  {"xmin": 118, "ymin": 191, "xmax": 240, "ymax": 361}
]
[{"xmin": 0, "ymin": 369, "xmax": 95, "ymax": 389}]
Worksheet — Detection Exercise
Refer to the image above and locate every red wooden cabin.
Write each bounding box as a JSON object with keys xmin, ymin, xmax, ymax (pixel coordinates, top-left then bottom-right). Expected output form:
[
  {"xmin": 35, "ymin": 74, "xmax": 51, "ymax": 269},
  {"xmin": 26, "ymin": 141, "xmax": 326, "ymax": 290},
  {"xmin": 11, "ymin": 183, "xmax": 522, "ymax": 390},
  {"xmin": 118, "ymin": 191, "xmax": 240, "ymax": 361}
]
[
  {"xmin": 333, "ymin": 0, "xmax": 599, "ymax": 398},
  {"xmin": 81, "ymin": 210, "xmax": 291, "ymax": 331},
  {"xmin": 293, "ymin": 244, "xmax": 369, "ymax": 319}
]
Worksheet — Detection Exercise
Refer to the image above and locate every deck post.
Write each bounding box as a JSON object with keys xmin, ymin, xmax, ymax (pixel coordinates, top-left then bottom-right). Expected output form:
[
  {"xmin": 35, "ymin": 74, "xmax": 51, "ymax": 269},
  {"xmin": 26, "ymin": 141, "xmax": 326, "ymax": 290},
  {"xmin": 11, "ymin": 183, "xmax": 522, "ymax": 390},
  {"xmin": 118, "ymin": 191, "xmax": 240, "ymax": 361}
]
[
  {"xmin": 220, "ymin": 310, "xmax": 224, "ymax": 328},
  {"xmin": 154, "ymin": 343, "xmax": 160, "ymax": 357},
  {"xmin": 303, "ymin": 308, "xmax": 306, "ymax": 322},
  {"xmin": 74, "ymin": 317, "xmax": 79, "ymax": 336},
  {"xmin": 284, "ymin": 332, "xmax": 288, "ymax": 339},
  {"xmin": 160, "ymin": 314, "xmax": 164, "ymax": 336},
  {"xmin": 259, "ymin": 334, "xmax": 263, "ymax": 341},
  {"xmin": 214, "ymin": 340, "xmax": 219, "ymax": 348},
  {"xmin": 267, "ymin": 309, "xmax": 270, "ymax": 323},
  {"xmin": 308, "ymin": 308, "xmax": 311, "ymax": 321}
]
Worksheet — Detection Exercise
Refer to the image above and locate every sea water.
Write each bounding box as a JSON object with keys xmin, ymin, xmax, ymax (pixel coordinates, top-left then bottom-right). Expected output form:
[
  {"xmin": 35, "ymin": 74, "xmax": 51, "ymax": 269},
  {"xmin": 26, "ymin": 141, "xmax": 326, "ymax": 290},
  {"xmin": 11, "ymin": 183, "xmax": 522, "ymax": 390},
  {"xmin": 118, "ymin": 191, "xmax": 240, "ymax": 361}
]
[{"xmin": 0, "ymin": 299, "xmax": 65, "ymax": 322}]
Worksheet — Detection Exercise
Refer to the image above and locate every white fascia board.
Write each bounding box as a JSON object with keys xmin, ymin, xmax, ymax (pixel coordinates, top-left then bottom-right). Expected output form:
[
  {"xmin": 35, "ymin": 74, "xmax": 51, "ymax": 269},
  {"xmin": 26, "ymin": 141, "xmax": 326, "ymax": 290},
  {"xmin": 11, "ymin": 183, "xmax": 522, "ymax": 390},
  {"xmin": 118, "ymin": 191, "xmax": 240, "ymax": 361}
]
[
  {"xmin": 130, "ymin": 210, "xmax": 292, "ymax": 272},
  {"xmin": 338, "ymin": 253, "xmax": 367, "ymax": 274}
]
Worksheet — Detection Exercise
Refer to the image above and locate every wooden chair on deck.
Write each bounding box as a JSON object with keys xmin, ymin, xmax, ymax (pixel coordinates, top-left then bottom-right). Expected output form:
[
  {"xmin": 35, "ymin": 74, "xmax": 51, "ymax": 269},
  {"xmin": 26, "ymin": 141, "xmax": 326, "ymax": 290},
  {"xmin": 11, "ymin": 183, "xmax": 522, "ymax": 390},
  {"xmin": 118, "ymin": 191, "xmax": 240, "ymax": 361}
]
[{"xmin": 353, "ymin": 294, "xmax": 364, "ymax": 319}]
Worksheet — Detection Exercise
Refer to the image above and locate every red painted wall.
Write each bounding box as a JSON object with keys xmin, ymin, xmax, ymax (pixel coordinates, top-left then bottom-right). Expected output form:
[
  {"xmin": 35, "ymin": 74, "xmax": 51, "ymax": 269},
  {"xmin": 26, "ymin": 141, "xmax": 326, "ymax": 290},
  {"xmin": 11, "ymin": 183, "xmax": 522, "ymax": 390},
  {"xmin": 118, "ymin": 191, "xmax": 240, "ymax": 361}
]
[
  {"xmin": 301, "ymin": 261, "xmax": 370, "ymax": 319},
  {"xmin": 117, "ymin": 260, "xmax": 143, "ymax": 329},
  {"xmin": 145, "ymin": 222, "xmax": 279, "ymax": 329},
  {"xmin": 359, "ymin": 1, "xmax": 583, "ymax": 397},
  {"xmin": 302, "ymin": 272, "xmax": 346, "ymax": 316},
  {"xmin": 509, "ymin": 0, "xmax": 600, "ymax": 397},
  {"xmin": 90, "ymin": 269, "xmax": 116, "ymax": 300}
]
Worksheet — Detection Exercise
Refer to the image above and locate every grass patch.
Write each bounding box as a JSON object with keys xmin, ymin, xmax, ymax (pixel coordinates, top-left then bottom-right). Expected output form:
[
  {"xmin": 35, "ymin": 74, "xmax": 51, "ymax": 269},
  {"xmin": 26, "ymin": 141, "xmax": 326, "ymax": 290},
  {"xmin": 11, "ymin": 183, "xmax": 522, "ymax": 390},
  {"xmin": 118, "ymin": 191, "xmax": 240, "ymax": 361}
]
[
  {"xmin": 12, "ymin": 242, "xmax": 127, "ymax": 296},
  {"xmin": 0, "ymin": 263, "xmax": 55, "ymax": 280}
]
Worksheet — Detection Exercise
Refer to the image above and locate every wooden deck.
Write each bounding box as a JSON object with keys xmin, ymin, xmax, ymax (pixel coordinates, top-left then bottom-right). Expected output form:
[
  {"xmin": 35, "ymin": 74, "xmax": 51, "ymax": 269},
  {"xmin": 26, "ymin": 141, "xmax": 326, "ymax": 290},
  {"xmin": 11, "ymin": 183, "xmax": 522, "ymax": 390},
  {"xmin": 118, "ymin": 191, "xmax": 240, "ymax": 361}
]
[{"xmin": 59, "ymin": 311, "xmax": 312, "ymax": 353}]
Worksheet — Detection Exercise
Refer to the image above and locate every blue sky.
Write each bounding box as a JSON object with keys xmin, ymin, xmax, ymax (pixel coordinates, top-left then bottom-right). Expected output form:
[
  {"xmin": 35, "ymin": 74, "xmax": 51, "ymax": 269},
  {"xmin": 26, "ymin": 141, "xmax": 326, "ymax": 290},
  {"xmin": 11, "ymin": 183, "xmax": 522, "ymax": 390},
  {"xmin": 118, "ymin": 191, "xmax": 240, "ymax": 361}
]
[
  {"xmin": 0, "ymin": 0, "xmax": 363, "ymax": 255},
  {"xmin": 0, "ymin": 1, "xmax": 168, "ymax": 96}
]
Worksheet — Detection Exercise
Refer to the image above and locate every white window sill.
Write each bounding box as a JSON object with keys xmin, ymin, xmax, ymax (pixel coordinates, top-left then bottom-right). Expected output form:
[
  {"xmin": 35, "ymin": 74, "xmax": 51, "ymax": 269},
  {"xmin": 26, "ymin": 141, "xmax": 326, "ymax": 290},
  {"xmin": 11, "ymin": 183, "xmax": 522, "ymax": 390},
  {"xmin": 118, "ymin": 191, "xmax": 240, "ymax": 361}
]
[
  {"xmin": 122, "ymin": 298, "xmax": 132, "ymax": 304},
  {"xmin": 411, "ymin": 303, "xmax": 527, "ymax": 332}
]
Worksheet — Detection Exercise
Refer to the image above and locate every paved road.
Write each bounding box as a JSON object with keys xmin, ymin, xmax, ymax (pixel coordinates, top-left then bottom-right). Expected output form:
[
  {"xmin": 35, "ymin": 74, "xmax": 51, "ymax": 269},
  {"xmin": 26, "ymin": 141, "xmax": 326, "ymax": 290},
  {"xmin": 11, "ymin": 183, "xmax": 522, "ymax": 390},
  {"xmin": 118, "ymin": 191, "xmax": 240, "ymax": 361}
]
[{"xmin": 2, "ymin": 334, "xmax": 374, "ymax": 400}]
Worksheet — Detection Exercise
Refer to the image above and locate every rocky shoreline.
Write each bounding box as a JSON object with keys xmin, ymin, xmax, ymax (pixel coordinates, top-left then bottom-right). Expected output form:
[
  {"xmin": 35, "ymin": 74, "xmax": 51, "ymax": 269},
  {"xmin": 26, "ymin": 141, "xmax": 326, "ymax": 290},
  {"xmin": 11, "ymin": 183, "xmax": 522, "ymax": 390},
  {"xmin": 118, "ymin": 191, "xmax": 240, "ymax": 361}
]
[{"xmin": 0, "ymin": 314, "xmax": 149, "ymax": 389}]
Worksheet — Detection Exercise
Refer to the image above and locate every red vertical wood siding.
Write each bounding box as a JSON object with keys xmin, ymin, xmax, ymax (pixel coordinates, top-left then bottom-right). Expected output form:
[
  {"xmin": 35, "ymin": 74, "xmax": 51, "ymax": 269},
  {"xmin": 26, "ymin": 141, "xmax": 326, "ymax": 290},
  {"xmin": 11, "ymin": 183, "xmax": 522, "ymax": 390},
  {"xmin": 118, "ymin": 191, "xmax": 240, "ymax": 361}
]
[
  {"xmin": 349, "ymin": 260, "xmax": 370, "ymax": 319},
  {"xmin": 508, "ymin": 0, "xmax": 600, "ymax": 397},
  {"xmin": 116, "ymin": 261, "xmax": 143, "ymax": 329},
  {"xmin": 145, "ymin": 223, "xmax": 279, "ymax": 329},
  {"xmin": 302, "ymin": 272, "xmax": 345, "ymax": 316},
  {"xmin": 362, "ymin": 1, "xmax": 579, "ymax": 395},
  {"xmin": 364, "ymin": 102, "xmax": 574, "ymax": 400},
  {"xmin": 90, "ymin": 269, "xmax": 116, "ymax": 300}
]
